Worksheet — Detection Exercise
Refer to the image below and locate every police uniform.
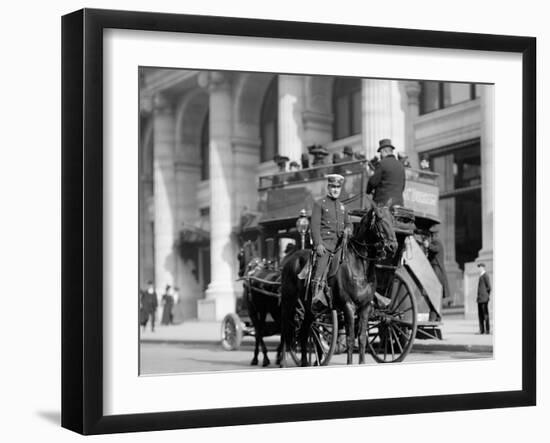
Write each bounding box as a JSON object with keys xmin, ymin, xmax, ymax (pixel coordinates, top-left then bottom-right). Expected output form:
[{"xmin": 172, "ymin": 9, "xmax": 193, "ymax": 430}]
[
  {"xmin": 310, "ymin": 175, "xmax": 351, "ymax": 283},
  {"xmin": 366, "ymin": 139, "xmax": 406, "ymax": 207}
]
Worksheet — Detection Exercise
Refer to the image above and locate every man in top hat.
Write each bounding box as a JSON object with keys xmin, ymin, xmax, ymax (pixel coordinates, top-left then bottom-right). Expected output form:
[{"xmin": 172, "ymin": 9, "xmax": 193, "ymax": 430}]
[
  {"xmin": 309, "ymin": 144, "xmax": 329, "ymax": 167},
  {"xmin": 310, "ymin": 174, "xmax": 353, "ymax": 308},
  {"xmin": 342, "ymin": 146, "xmax": 354, "ymax": 161},
  {"xmin": 425, "ymin": 225, "xmax": 450, "ymax": 302},
  {"xmin": 140, "ymin": 281, "xmax": 158, "ymax": 332},
  {"xmin": 273, "ymin": 154, "xmax": 290, "ymax": 172},
  {"xmin": 366, "ymin": 138, "xmax": 406, "ymax": 207}
]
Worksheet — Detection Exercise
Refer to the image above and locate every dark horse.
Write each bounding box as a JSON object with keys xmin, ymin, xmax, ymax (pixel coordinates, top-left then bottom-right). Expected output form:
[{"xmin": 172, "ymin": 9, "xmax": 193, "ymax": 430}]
[
  {"xmin": 279, "ymin": 204, "xmax": 397, "ymax": 366},
  {"xmin": 240, "ymin": 257, "xmax": 284, "ymax": 367}
]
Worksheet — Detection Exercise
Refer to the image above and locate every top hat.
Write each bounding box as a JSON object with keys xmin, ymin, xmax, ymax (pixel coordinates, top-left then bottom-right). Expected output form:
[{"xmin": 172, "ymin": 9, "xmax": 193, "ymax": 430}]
[
  {"xmin": 309, "ymin": 145, "xmax": 329, "ymax": 157},
  {"xmin": 326, "ymin": 174, "xmax": 345, "ymax": 186},
  {"xmin": 273, "ymin": 154, "xmax": 290, "ymax": 163},
  {"xmin": 377, "ymin": 138, "xmax": 396, "ymax": 152},
  {"xmin": 343, "ymin": 146, "xmax": 354, "ymax": 155}
]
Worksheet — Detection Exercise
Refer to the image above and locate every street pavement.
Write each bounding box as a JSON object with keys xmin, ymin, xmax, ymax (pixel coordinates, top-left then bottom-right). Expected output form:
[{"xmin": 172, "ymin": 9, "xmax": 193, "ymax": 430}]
[
  {"xmin": 140, "ymin": 314, "xmax": 493, "ymax": 353},
  {"xmin": 139, "ymin": 340, "xmax": 492, "ymax": 375}
]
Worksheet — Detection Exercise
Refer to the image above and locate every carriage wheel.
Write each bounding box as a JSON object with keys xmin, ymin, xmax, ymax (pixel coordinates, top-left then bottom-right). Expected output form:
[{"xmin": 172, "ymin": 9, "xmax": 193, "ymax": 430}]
[
  {"xmin": 367, "ymin": 270, "xmax": 418, "ymax": 363},
  {"xmin": 289, "ymin": 298, "xmax": 338, "ymax": 367},
  {"xmin": 220, "ymin": 313, "xmax": 244, "ymax": 351}
]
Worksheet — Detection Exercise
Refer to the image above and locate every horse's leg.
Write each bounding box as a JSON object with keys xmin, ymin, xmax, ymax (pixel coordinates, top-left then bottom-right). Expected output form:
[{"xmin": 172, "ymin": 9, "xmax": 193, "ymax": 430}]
[
  {"xmin": 357, "ymin": 303, "xmax": 372, "ymax": 364},
  {"xmin": 249, "ymin": 296, "xmax": 260, "ymax": 366},
  {"xmin": 275, "ymin": 341, "xmax": 283, "ymax": 366},
  {"xmin": 279, "ymin": 296, "xmax": 292, "ymax": 368},
  {"xmin": 300, "ymin": 307, "xmax": 312, "ymax": 367},
  {"xmin": 342, "ymin": 302, "xmax": 355, "ymax": 365},
  {"xmin": 272, "ymin": 302, "xmax": 283, "ymax": 366},
  {"xmin": 251, "ymin": 333, "xmax": 260, "ymax": 366},
  {"xmin": 258, "ymin": 309, "xmax": 270, "ymax": 367}
]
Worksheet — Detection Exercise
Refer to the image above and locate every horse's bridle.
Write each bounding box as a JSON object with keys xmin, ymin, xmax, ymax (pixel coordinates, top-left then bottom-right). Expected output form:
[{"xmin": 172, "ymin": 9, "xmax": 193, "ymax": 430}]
[{"xmin": 354, "ymin": 207, "xmax": 396, "ymax": 260}]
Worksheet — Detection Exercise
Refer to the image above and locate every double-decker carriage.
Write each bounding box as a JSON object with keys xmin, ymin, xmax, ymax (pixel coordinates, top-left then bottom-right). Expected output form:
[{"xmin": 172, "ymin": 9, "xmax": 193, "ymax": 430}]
[{"xmin": 221, "ymin": 157, "xmax": 444, "ymax": 365}]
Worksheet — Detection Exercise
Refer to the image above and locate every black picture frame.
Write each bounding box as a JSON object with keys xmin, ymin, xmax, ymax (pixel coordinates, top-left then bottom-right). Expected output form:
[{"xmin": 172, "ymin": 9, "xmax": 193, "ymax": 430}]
[{"xmin": 61, "ymin": 8, "xmax": 536, "ymax": 435}]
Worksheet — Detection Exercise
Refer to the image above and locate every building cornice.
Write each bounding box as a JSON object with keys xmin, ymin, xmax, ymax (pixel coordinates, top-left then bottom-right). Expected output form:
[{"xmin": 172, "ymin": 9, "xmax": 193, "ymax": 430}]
[
  {"xmin": 143, "ymin": 70, "xmax": 199, "ymax": 95},
  {"xmin": 231, "ymin": 136, "xmax": 261, "ymax": 155},
  {"xmin": 414, "ymin": 99, "xmax": 481, "ymax": 152},
  {"xmin": 303, "ymin": 110, "xmax": 333, "ymax": 132}
]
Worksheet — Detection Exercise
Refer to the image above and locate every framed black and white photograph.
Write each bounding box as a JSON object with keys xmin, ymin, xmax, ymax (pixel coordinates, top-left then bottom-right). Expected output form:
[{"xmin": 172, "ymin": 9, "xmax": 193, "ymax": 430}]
[{"xmin": 61, "ymin": 8, "xmax": 536, "ymax": 435}]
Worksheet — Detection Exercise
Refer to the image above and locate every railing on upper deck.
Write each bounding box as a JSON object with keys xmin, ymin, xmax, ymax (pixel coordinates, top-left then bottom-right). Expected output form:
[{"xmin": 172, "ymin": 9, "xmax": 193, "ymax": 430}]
[
  {"xmin": 255, "ymin": 160, "xmax": 440, "ymax": 224},
  {"xmin": 258, "ymin": 160, "xmax": 368, "ymax": 191},
  {"xmin": 257, "ymin": 160, "xmax": 368, "ymax": 223}
]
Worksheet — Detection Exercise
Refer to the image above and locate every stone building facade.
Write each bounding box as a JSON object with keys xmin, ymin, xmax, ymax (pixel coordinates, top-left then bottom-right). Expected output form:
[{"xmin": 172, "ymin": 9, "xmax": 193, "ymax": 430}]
[{"xmin": 139, "ymin": 68, "xmax": 493, "ymax": 321}]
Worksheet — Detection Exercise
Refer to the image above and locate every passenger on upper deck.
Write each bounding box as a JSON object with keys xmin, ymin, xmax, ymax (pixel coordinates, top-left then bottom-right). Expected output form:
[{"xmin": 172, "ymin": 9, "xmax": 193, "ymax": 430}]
[
  {"xmin": 342, "ymin": 146, "xmax": 354, "ymax": 162},
  {"xmin": 366, "ymin": 138, "xmax": 406, "ymax": 207},
  {"xmin": 309, "ymin": 144, "xmax": 329, "ymax": 167}
]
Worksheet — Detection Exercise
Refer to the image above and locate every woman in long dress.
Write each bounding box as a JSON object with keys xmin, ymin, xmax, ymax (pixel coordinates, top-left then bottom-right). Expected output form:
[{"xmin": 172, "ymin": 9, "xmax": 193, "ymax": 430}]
[{"xmin": 161, "ymin": 285, "xmax": 174, "ymax": 325}]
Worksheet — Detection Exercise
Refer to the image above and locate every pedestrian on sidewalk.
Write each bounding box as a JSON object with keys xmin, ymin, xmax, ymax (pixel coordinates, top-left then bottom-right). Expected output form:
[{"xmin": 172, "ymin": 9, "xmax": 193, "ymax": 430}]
[
  {"xmin": 140, "ymin": 281, "xmax": 158, "ymax": 332},
  {"xmin": 476, "ymin": 263, "xmax": 492, "ymax": 334},
  {"xmin": 161, "ymin": 285, "xmax": 174, "ymax": 325}
]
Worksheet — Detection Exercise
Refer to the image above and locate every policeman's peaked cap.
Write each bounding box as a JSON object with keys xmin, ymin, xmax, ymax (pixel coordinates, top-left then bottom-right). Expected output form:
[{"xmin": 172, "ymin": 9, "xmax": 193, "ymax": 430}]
[{"xmin": 326, "ymin": 174, "xmax": 345, "ymax": 186}]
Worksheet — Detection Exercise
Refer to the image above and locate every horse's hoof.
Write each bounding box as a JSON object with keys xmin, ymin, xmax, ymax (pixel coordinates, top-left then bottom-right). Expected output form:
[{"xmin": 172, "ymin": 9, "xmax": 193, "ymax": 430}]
[
  {"xmin": 262, "ymin": 359, "xmax": 270, "ymax": 367},
  {"xmin": 250, "ymin": 359, "xmax": 258, "ymax": 366}
]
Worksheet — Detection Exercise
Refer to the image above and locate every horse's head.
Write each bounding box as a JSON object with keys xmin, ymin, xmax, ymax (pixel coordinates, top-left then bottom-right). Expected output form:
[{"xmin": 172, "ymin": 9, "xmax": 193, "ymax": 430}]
[{"xmin": 355, "ymin": 202, "xmax": 398, "ymax": 259}]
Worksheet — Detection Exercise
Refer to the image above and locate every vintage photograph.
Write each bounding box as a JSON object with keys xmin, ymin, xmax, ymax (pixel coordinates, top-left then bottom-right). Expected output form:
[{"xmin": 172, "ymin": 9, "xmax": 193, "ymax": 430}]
[{"xmin": 138, "ymin": 68, "xmax": 494, "ymax": 374}]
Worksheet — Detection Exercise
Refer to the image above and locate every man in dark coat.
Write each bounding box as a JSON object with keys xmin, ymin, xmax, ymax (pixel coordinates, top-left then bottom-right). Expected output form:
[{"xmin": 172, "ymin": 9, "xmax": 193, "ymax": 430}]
[
  {"xmin": 366, "ymin": 138, "xmax": 406, "ymax": 207},
  {"xmin": 476, "ymin": 263, "xmax": 492, "ymax": 334},
  {"xmin": 426, "ymin": 225, "xmax": 450, "ymax": 301},
  {"xmin": 310, "ymin": 174, "xmax": 353, "ymax": 308},
  {"xmin": 140, "ymin": 281, "xmax": 158, "ymax": 332}
]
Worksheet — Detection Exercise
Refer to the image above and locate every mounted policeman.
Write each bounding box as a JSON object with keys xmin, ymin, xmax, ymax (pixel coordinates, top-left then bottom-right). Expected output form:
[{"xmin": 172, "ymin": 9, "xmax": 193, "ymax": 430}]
[
  {"xmin": 310, "ymin": 173, "xmax": 353, "ymax": 308},
  {"xmin": 366, "ymin": 138, "xmax": 406, "ymax": 207}
]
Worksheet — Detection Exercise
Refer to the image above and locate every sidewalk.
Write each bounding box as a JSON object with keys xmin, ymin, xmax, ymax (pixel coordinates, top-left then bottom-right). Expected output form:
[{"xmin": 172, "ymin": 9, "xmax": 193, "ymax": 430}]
[{"xmin": 140, "ymin": 315, "xmax": 493, "ymax": 353}]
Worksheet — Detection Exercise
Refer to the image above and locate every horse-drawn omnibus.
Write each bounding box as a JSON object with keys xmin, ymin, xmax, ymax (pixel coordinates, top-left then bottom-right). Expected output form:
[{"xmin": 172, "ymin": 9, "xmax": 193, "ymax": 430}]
[{"xmin": 221, "ymin": 156, "xmax": 444, "ymax": 365}]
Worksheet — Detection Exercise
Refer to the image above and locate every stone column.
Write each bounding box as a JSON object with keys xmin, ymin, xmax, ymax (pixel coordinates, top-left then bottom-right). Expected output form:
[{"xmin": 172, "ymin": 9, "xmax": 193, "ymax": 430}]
[
  {"xmin": 152, "ymin": 93, "xmax": 177, "ymax": 301},
  {"xmin": 174, "ymin": 160, "xmax": 202, "ymax": 320},
  {"xmin": 464, "ymin": 85, "xmax": 494, "ymax": 319},
  {"xmin": 362, "ymin": 79, "xmax": 406, "ymax": 160},
  {"xmin": 197, "ymin": 72, "xmax": 236, "ymax": 321},
  {"xmin": 431, "ymin": 155, "xmax": 463, "ymax": 308},
  {"xmin": 232, "ymin": 137, "xmax": 261, "ymax": 225},
  {"xmin": 278, "ymin": 75, "xmax": 306, "ymax": 165},
  {"xmin": 478, "ymin": 85, "xmax": 495, "ymax": 262},
  {"xmin": 404, "ymin": 81, "xmax": 421, "ymax": 169}
]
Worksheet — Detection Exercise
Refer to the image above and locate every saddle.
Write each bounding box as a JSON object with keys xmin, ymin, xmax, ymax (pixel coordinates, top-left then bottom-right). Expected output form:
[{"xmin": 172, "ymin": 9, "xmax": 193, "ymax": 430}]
[{"xmin": 297, "ymin": 242, "xmax": 346, "ymax": 282}]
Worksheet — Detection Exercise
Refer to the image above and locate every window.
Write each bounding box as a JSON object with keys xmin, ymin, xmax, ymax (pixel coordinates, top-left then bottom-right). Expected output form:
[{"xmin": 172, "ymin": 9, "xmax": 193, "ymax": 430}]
[
  {"xmin": 428, "ymin": 142, "xmax": 482, "ymax": 270},
  {"xmin": 260, "ymin": 77, "xmax": 278, "ymax": 163},
  {"xmin": 333, "ymin": 77, "xmax": 362, "ymax": 140},
  {"xmin": 420, "ymin": 81, "xmax": 478, "ymax": 115},
  {"xmin": 200, "ymin": 111, "xmax": 209, "ymax": 180}
]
